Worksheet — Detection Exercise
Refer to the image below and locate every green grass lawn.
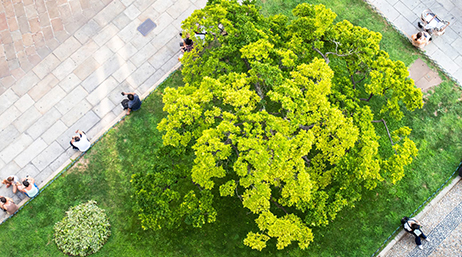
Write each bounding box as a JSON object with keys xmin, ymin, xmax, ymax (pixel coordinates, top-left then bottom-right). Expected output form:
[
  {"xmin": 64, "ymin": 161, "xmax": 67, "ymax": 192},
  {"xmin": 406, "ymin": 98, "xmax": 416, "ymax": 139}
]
[{"xmin": 0, "ymin": 1, "xmax": 461, "ymax": 256}]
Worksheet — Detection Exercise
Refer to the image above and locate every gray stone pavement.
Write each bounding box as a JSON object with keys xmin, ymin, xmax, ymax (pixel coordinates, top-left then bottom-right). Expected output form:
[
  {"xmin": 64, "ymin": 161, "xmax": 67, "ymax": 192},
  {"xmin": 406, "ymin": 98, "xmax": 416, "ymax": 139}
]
[
  {"xmin": 0, "ymin": 0, "xmax": 207, "ymax": 221},
  {"xmin": 366, "ymin": 0, "xmax": 462, "ymax": 256},
  {"xmin": 368, "ymin": 0, "xmax": 462, "ymax": 86}
]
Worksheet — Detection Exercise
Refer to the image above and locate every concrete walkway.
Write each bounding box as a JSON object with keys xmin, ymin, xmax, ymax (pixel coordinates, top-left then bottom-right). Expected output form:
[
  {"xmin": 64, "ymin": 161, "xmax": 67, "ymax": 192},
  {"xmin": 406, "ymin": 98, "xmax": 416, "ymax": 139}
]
[
  {"xmin": 365, "ymin": 0, "xmax": 462, "ymax": 256},
  {"xmin": 367, "ymin": 0, "xmax": 462, "ymax": 86},
  {"xmin": 0, "ymin": 0, "xmax": 207, "ymax": 221}
]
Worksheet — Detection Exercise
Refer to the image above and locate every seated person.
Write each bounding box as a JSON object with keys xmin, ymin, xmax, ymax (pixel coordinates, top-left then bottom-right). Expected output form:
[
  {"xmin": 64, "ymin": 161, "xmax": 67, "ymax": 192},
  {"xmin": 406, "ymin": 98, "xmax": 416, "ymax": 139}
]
[
  {"xmin": 0, "ymin": 196, "xmax": 18, "ymax": 215},
  {"xmin": 2, "ymin": 175, "xmax": 20, "ymax": 193},
  {"xmin": 411, "ymin": 31, "xmax": 431, "ymax": 49},
  {"xmin": 121, "ymin": 92, "xmax": 142, "ymax": 115},
  {"xmin": 70, "ymin": 130, "xmax": 91, "ymax": 152},
  {"xmin": 17, "ymin": 176, "xmax": 39, "ymax": 198},
  {"xmin": 180, "ymin": 33, "xmax": 194, "ymax": 52}
]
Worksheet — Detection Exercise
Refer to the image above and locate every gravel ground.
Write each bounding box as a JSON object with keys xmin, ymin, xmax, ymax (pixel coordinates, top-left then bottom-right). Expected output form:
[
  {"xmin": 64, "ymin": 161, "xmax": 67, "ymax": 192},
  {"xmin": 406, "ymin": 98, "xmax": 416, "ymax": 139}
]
[{"xmin": 385, "ymin": 178, "xmax": 462, "ymax": 257}]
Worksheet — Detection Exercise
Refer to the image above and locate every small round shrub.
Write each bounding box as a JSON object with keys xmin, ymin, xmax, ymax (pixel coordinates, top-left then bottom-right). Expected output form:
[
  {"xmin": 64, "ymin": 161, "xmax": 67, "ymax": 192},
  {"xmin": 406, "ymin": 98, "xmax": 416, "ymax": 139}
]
[{"xmin": 54, "ymin": 200, "xmax": 111, "ymax": 256}]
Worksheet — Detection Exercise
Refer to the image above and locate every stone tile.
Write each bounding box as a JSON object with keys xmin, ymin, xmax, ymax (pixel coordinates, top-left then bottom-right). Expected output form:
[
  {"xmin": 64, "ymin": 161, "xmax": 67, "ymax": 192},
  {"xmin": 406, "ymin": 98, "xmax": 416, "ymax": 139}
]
[
  {"xmin": 74, "ymin": 19, "xmax": 101, "ymax": 44},
  {"xmin": 11, "ymin": 71, "xmax": 40, "ymax": 96},
  {"xmin": 41, "ymin": 120, "xmax": 68, "ymax": 145},
  {"xmin": 69, "ymin": 39, "xmax": 99, "ymax": 64},
  {"xmin": 124, "ymin": 4, "xmax": 141, "ymax": 20},
  {"xmin": 451, "ymin": 37, "xmax": 462, "ymax": 56},
  {"xmin": 52, "ymin": 57, "xmax": 76, "ymax": 80},
  {"xmin": 117, "ymin": 42, "xmax": 138, "ymax": 60},
  {"xmin": 81, "ymin": 54, "xmax": 124, "ymax": 92},
  {"xmin": 53, "ymin": 36, "xmax": 81, "ymax": 61},
  {"xmin": 28, "ymin": 73, "xmax": 59, "ymax": 101},
  {"xmin": 0, "ymin": 133, "xmax": 33, "ymax": 163},
  {"xmin": 14, "ymin": 138, "xmax": 48, "ymax": 168},
  {"xmin": 25, "ymin": 107, "xmax": 62, "ymax": 139},
  {"xmin": 166, "ymin": 0, "xmax": 190, "ymax": 20},
  {"xmin": 93, "ymin": 0, "xmax": 126, "ymax": 27},
  {"xmin": 126, "ymin": 62, "xmax": 156, "ymax": 88},
  {"xmin": 106, "ymin": 80, "xmax": 134, "ymax": 105},
  {"xmin": 0, "ymin": 162, "xmax": 21, "ymax": 179},
  {"xmin": 375, "ymin": 0, "xmax": 400, "ymax": 22},
  {"xmin": 0, "ymin": 125, "xmax": 20, "ymax": 152},
  {"xmin": 130, "ymin": 41, "xmax": 158, "ymax": 67},
  {"xmin": 113, "ymin": 61, "xmax": 137, "ymax": 83},
  {"xmin": 106, "ymin": 35, "xmax": 125, "ymax": 53},
  {"xmin": 73, "ymin": 57, "xmax": 100, "ymax": 80},
  {"xmin": 13, "ymin": 105, "xmax": 42, "ymax": 132},
  {"xmin": 87, "ymin": 110, "xmax": 117, "ymax": 138},
  {"xmin": 31, "ymin": 141, "xmax": 64, "ymax": 171},
  {"xmin": 93, "ymin": 45, "xmax": 114, "ymax": 64},
  {"xmin": 160, "ymin": 54, "xmax": 179, "ymax": 74},
  {"xmin": 61, "ymin": 99, "xmax": 92, "ymax": 127},
  {"xmin": 429, "ymin": 49, "xmax": 460, "ymax": 73},
  {"xmin": 47, "ymin": 148, "xmax": 74, "ymax": 172},
  {"xmin": 13, "ymin": 93, "xmax": 34, "ymax": 112},
  {"xmin": 32, "ymin": 53, "xmax": 60, "ymax": 79},
  {"xmin": 0, "ymin": 89, "xmax": 19, "ymax": 114},
  {"xmin": 112, "ymin": 12, "xmax": 131, "ymax": 30},
  {"xmin": 87, "ymin": 76, "xmax": 119, "ymax": 105},
  {"xmin": 92, "ymin": 23, "xmax": 118, "ymax": 46},
  {"xmin": 16, "ymin": 163, "xmax": 41, "ymax": 180},
  {"xmin": 117, "ymin": 20, "xmax": 138, "ymax": 43},
  {"xmin": 34, "ymin": 86, "xmax": 66, "ymax": 114},
  {"xmin": 55, "ymin": 86, "xmax": 88, "ymax": 115},
  {"xmin": 56, "ymin": 110, "xmax": 100, "ymax": 148},
  {"xmin": 148, "ymin": 45, "xmax": 176, "ymax": 70},
  {"xmin": 137, "ymin": 67, "xmax": 166, "ymax": 94},
  {"xmin": 93, "ymin": 97, "xmax": 116, "ymax": 118},
  {"xmin": 58, "ymin": 73, "xmax": 81, "ymax": 93},
  {"xmin": 153, "ymin": 0, "xmax": 173, "ymax": 13}
]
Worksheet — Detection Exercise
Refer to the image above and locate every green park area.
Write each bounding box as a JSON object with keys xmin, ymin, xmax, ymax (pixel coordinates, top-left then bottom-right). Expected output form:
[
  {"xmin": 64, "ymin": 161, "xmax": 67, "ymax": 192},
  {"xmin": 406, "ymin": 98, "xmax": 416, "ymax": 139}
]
[{"xmin": 1, "ymin": 0, "xmax": 462, "ymax": 256}]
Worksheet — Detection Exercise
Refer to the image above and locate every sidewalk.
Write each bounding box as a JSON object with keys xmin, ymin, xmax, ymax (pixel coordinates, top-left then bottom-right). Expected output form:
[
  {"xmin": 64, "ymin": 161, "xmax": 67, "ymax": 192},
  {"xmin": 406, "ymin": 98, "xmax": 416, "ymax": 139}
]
[
  {"xmin": 0, "ymin": 0, "xmax": 207, "ymax": 221},
  {"xmin": 365, "ymin": 0, "xmax": 462, "ymax": 256}
]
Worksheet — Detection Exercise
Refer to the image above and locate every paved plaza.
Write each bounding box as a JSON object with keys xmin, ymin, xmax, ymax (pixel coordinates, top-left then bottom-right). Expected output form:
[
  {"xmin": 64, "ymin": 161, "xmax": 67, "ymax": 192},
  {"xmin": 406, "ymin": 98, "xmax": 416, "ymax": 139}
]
[
  {"xmin": 0, "ymin": 0, "xmax": 206, "ymax": 221},
  {"xmin": 367, "ymin": 0, "xmax": 462, "ymax": 256},
  {"xmin": 0, "ymin": 0, "xmax": 462, "ymax": 255}
]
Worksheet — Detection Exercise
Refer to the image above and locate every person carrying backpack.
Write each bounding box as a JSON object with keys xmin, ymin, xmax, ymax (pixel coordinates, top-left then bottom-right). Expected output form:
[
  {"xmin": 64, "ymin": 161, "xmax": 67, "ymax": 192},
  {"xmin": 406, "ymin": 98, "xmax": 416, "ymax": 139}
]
[{"xmin": 401, "ymin": 216, "xmax": 431, "ymax": 249}]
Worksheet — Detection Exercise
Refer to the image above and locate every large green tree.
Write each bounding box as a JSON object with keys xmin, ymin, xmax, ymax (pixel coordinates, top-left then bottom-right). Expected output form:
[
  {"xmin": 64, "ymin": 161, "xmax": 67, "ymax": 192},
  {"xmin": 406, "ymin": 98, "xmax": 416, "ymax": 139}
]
[{"xmin": 133, "ymin": 0, "xmax": 422, "ymax": 250}]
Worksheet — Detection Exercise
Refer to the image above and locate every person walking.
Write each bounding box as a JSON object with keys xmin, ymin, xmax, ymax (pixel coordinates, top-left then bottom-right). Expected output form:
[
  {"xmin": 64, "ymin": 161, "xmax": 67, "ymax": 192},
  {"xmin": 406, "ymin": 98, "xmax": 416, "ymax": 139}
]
[
  {"xmin": 0, "ymin": 196, "xmax": 18, "ymax": 215},
  {"xmin": 70, "ymin": 130, "xmax": 91, "ymax": 152},
  {"xmin": 121, "ymin": 92, "xmax": 142, "ymax": 115},
  {"xmin": 401, "ymin": 216, "xmax": 431, "ymax": 249}
]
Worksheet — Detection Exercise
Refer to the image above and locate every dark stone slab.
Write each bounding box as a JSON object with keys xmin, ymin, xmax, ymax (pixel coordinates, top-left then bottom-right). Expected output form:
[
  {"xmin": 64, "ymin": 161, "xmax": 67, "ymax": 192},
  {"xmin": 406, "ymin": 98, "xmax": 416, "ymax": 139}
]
[{"xmin": 137, "ymin": 18, "xmax": 156, "ymax": 37}]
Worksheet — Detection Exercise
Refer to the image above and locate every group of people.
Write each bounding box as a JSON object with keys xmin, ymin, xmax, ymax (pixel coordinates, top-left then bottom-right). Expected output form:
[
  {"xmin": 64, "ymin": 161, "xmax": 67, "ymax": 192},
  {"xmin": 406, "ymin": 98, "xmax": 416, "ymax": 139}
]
[
  {"xmin": 0, "ymin": 92, "xmax": 142, "ymax": 216},
  {"xmin": 0, "ymin": 175, "xmax": 39, "ymax": 215},
  {"xmin": 69, "ymin": 92, "xmax": 142, "ymax": 152}
]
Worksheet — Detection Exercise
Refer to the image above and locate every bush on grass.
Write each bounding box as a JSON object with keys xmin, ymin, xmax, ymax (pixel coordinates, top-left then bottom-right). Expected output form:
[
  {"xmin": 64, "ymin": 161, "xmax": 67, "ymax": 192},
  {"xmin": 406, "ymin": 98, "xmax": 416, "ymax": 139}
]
[{"xmin": 54, "ymin": 200, "xmax": 111, "ymax": 256}]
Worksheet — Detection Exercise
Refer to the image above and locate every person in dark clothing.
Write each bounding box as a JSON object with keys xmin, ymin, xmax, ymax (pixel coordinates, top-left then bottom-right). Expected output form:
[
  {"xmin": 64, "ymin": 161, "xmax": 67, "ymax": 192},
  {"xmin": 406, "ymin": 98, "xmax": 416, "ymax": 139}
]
[
  {"xmin": 180, "ymin": 33, "xmax": 194, "ymax": 52},
  {"xmin": 121, "ymin": 92, "xmax": 142, "ymax": 115},
  {"xmin": 401, "ymin": 216, "xmax": 431, "ymax": 250}
]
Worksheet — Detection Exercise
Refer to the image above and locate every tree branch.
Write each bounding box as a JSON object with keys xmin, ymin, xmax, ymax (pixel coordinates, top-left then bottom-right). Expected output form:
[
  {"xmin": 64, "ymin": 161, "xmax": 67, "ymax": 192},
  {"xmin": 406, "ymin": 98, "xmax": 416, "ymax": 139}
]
[
  {"xmin": 235, "ymin": 181, "xmax": 243, "ymax": 201},
  {"xmin": 360, "ymin": 93, "xmax": 374, "ymax": 102},
  {"xmin": 270, "ymin": 196, "xmax": 288, "ymax": 215},
  {"xmin": 299, "ymin": 124, "xmax": 315, "ymax": 131},
  {"xmin": 372, "ymin": 119, "xmax": 397, "ymax": 154},
  {"xmin": 312, "ymin": 46, "xmax": 330, "ymax": 64}
]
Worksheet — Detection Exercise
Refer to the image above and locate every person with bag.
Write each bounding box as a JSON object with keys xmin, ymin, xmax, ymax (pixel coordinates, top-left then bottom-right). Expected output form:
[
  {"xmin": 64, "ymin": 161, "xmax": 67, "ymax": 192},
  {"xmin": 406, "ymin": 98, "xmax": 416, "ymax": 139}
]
[
  {"xmin": 121, "ymin": 92, "xmax": 142, "ymax": 115},
  {"xmin": 401, "ymin": 216, "xmax": 431, "ymax": 249}
]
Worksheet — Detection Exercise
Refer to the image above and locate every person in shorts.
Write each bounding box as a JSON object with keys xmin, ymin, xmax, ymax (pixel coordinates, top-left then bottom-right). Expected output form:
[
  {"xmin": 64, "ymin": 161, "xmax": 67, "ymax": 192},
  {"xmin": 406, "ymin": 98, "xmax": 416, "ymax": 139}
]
[
  {"xmin": 17, "ymin": 176, "xmax": 39, "ymax": 198},
  {"xmin": 70, "ymin": 130, "xmax": 91, "ymax": 152},
  {"xmin": 0, "ymin": 196, "xmax": 18, "ymax": 215}
]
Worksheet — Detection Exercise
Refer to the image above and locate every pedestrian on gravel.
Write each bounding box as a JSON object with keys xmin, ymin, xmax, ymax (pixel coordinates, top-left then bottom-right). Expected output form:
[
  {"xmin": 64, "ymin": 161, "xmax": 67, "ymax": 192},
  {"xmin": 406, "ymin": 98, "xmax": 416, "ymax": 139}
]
[{"xmin": 401, "ymin": 216, "xmax": 431, "ymax": 249}]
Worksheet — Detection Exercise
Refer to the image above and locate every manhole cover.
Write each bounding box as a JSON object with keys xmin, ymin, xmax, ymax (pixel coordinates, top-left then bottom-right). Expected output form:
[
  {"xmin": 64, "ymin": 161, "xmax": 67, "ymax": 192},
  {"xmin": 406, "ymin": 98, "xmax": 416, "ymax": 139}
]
[{"xmin": 137, "ymin": 18, "xmax": 156, "ymax": 36}]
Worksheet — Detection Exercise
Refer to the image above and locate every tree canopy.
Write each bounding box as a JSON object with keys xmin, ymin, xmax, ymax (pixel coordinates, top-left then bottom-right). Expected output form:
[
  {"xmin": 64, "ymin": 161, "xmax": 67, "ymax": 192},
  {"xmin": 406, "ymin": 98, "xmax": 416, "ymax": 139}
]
[{"xmin": 132, "ymin": 0, "xmax": 422, "ymax": 250}]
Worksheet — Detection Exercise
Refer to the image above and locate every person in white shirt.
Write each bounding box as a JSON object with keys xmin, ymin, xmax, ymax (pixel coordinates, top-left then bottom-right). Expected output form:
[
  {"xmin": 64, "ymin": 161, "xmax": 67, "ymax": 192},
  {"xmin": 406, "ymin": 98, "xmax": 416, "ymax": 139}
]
[
  {"xmin": 401, "ymin": 216, "xmax": 431, "ymax": 249},
  {"xmin": 70, "ymin": 130, "xmax": 91, "ymax": 152}
]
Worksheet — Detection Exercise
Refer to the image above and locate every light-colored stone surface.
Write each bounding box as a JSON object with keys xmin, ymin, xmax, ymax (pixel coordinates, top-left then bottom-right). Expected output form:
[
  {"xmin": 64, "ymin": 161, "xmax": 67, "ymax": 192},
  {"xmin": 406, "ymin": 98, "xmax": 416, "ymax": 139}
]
[{"xmin": 0, "ymin": 0, "xmax": 208, "ymax": 222}]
